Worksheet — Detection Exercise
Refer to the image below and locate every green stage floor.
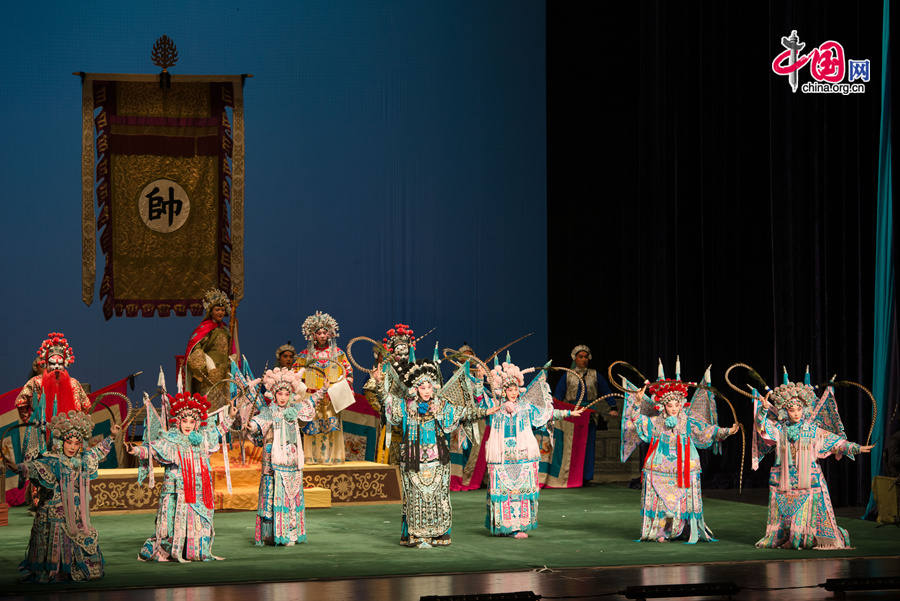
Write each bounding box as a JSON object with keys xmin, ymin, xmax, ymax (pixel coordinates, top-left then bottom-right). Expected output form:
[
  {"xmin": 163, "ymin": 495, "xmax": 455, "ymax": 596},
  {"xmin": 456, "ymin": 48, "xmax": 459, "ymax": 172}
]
[{"xmin": 1, "ymin": 484, "xmax": 897, "ymax": 594}]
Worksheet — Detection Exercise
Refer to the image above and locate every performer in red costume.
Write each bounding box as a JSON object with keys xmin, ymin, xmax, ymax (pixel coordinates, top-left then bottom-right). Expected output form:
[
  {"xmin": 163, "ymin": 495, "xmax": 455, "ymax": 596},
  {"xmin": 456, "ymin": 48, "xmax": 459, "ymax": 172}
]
[
  {"xmin": 184, "ymin": 288, "xmax": 235, "ymax": 409},
  {"xmin": 16, "ymin": 332, "xmax": 91, "ymax": 461}
]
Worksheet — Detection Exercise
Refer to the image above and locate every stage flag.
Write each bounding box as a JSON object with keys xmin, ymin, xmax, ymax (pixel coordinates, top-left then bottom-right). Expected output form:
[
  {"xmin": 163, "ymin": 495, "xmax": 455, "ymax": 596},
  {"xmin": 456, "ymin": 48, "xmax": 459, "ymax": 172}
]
[{"xmin": 80, "ymin": 74, "xmax": 245, "ymax": 318}]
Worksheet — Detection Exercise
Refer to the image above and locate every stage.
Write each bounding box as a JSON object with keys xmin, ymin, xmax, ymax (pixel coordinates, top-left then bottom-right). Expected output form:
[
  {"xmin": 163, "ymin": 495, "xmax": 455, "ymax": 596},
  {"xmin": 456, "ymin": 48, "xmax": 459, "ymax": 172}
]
[{"xmin": 1, "ymin": 485, "xmax": 897, "ymax": 596}]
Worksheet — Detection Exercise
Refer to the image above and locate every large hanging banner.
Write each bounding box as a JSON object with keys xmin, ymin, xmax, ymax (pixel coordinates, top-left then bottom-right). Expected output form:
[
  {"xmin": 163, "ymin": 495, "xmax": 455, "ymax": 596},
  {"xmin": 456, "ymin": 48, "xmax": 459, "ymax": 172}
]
[{"xmin": 80, "ymin": 74, "xmax": 245, "ymax": 318}]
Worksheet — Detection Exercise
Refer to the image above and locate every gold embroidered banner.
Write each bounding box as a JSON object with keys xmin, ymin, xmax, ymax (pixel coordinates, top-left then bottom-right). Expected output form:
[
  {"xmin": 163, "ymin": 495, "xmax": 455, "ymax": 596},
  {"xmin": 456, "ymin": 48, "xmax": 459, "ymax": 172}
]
[{"xmin": 81, "ymin": 74, "xmax": 244, "ymax": 318}]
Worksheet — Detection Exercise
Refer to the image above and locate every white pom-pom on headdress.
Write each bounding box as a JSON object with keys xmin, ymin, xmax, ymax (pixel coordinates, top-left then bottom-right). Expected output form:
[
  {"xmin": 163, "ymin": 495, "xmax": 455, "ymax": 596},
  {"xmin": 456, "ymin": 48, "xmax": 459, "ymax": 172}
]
[
  {"xmin": 262, "ymin": 367, "xmax": 306, "ymax": 395},
  {"xmin": 489, "ymin": 362, "xmax": 526, "ymax": 395}
]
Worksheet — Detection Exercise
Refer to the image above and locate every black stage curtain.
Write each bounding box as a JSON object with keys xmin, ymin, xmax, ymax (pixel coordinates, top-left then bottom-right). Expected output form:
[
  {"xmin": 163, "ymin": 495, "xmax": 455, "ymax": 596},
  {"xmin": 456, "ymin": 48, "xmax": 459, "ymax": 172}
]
[{"xmin": 548, "ymin": 1, "xmax": 895, "ymax": 506}]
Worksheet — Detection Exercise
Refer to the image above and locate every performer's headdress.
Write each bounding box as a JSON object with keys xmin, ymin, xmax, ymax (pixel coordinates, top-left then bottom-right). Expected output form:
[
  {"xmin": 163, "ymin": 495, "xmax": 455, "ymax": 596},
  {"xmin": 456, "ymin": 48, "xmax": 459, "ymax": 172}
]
[
  {"xmin": 383, "ymin": 323, "xmax": 415, "ymax": 358},
  {"xmin": 458, "ymin": 342, "xmax": 475, "ymax": 356},
  {"xmin": 646, "ymin": 357, "xmax": 689, "ymax": 412},
  {"xmin": 489, "ymin": 361, "xmax": 527, "ymax": 395},
  {"xmin": 301, "ymin": 310, "xmax": 340, "ymax": 341},
  {"xmin": 202, "ymin": 288, "xmax": 232, "ymax": 317},
  {"xmin": 772, "ymin": 371, "xmax": 816, "ymax": 414},
  {"xmin": 570, "ymin": 344, "xmax": 592, "ymax": 361},
  {"xmin": 49, "ymin": 410, "xmax": 93, "ymax": 447},
  {"xmin": 275, "ymin": 342, "xmax": 296, "ymax": 359},
  {"xmin": 262, "ymin": 367, "xmax": 305, "ymax": 395},
  {"xmin": 36, "ymin": 332, "xmax": 75, "ymax": 369},
  {"xmin": 169, "ymin": 392, "xmax": 211, "ymax": 426},
  {"xmin": 400, "ymin": 359, "xmax": 442, "ymax": 394}
]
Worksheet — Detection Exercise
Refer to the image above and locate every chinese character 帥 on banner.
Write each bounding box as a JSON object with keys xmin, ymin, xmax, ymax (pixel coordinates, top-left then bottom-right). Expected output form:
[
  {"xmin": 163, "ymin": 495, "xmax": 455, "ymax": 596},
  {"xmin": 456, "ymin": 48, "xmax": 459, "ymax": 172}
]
[{"xmin": 80, "ymin": 75, "xmax": 245, "ymax": 318}]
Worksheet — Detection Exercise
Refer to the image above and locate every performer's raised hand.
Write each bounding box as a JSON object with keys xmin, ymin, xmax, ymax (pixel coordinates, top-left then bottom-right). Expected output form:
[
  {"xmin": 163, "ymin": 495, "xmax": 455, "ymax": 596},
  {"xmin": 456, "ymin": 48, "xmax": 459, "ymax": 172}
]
[
  {"xmin": 859, "ymin": 444, "xmax": 875, "ymax": 454},
  {"xmin": 570, "ymin": 406, "xmax": 586, "ymax": 417},
  {"xmin": 475, "ymin": 365, "xmax": 486, "ymax": 380},
  {"xmin": 729, "ymin": 423, "xmax": 740, "ymax": 435},
  {"xmin": 228, "ymin": 404, "xmax": 238, "ymax": 418},
  {"xmin": 110, "ymin": 423, "xmax": 122, "ymax": 436}
]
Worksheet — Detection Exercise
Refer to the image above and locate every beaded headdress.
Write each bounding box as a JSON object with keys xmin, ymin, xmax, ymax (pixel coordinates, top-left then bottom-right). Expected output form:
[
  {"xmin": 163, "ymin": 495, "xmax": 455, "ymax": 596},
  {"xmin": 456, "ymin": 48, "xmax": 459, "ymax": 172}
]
[
  {"xmin": 769, "ymin": 382, "xmax": 816, "ymax": 410},
  {"xmin": 400, "ymin": 359, "xmax": 442, "ymax": 393},
  {"xmin": 49, "ymin": 410, "xmax": 93, "ymax": 443},
  {"xmin": 202, "ymin": 288, "xmax": 232, "ymax": 317},
  {"xmin": 301, "ymin": 311, "xmax": 340, "ymax": 342}
]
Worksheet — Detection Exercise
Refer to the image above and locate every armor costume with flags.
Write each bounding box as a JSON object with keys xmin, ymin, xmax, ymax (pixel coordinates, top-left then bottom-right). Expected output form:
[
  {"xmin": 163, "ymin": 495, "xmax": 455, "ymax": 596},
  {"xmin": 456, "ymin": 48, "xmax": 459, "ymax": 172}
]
[
  {"xmin": 10, "ymin": 411, "xmax": 113, "ymax": 582},
  {"xmin": 185, "ymin": 289, "xmax": 235, "ymax": 409},
  {"xmin": 129, "ymin": 392, "xmax": 234, "ymax": 562},
  {"xmin": 478, "ymin": 356, "xmax": 578, "ymax": 536},
  {"xmin": 383, "ymin": 349, "xmax": 495, "ymax": 547},
  {"xmin": 15, "ymin": 333, "xmax": 90, "ymax": 461},
  {"xmin": 244, "ymin": 368, "xmax": 321, "ymax": 546},
  {"xmin": 620, "ymin": 359, "xmax": 736, "ymax": 543},
  {"xmin": 751, "ymin": 370, "xmax": 868, "ymax": 550},
  {"xmin": 292, "ymin": 311, "xmax": 352, "ymax": 464},
  {"xmin": 362, "ymin": 324, "xmax": 418, "ymax": 465}
]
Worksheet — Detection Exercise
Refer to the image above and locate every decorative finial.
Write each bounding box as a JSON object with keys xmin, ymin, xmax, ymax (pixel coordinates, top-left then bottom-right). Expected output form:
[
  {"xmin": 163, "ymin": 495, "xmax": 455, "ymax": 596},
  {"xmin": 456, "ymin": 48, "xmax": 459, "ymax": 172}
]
[
  {"xmin": 151, "ymin": 35, "xmax": 179, "ymax": 72},
  {"xmin": 675, "ymin": 355, "xmax": 681, "ymax": 380},
  {"xmin": 657, "ymin": 358, "xmax": 665, "ymax": 381}
]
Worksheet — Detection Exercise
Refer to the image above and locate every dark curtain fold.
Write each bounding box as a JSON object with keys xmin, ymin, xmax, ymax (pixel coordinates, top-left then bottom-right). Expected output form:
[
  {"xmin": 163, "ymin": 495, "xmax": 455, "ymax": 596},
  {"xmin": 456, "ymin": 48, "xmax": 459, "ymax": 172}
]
[{"xmin": 548, "ymin": 1, "xmax": 893, "ymax": 506}]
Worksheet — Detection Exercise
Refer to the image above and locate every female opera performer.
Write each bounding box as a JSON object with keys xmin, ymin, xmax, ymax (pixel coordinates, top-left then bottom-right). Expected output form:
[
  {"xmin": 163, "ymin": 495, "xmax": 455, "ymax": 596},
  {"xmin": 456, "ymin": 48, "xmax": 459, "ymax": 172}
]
[
  {"xmin": 3, "ymin": 411, "xmax": 119, "ymax": 582},
  {"xmin": 383, "ymin": 353, "xmax": 499, "ymax": 547},
  {"xmin": 244, "ymin": 367, "xmax": 323, "ymax": 546},
  {"xmin": 622, "ymin": 361, "xmax": 739, "ymax": 543},
  {"xmin": 127, "ymin": 392, "xmax": 236, "ymax": 561},
  {"xmin": 475, "ymin": 357, "xmax": 584, "ymax": 538},
  {"xmin": 753, "ymin": 373, "xmax": 873, "ymax": 549}
]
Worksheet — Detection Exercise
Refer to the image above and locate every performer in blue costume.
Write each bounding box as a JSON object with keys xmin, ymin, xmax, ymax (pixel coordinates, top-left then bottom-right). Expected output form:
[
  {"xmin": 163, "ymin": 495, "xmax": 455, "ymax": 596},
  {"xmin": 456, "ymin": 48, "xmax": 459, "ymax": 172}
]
[{"xmin": 553, "ymin": 344, "xmax": 616, "ymax": 482}]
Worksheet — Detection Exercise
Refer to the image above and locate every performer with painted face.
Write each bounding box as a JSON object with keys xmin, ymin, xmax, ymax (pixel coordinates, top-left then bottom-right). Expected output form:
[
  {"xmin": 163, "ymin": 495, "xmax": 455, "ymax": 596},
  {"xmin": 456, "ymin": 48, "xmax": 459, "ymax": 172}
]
[
  {"xmin": 621, "ymin": 359, "xmax": 739, "ymax": 543},
  {"xmin": 184, "ymin": 289, "xmax": 235, "ymax": 409},
  {"xmin": 244, "ymin": 367, "xmax": 323, "ymax": 546},
  {"xmin": 292, "ymin": 311, "xmax": 353, "ymax": 464},
  {"xmin": 3, "ymin": 411, "xmax": 120, "ymax": 582},
  {"xmin": 383, "ymin": 348, "xmax": 499, "ymax": 547},
  {"xmin": 752, "ymin": 369, "xmax": 873, "ymax": 549},
  {"xmin": 16, "ymin": 333, "xmax": 90, "ymax": 461},
  {"xmin": 127, "ymin": 392, "xmax": 236, "ymax": 561},
  {"xmin": 477, "ymin": 355, "xmax": 585, "ymax": 538},
  {"xmin": 361, "ymin": 324, "xmax": 419, "ymax": 465}
]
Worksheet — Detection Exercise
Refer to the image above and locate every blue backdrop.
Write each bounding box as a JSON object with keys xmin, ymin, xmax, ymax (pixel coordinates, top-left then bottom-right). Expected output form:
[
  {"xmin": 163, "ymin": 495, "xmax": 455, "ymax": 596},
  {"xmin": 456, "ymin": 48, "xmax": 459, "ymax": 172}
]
[{"xmin": 0, "ymin": 1, "xmax": 547, "ymax": 392}]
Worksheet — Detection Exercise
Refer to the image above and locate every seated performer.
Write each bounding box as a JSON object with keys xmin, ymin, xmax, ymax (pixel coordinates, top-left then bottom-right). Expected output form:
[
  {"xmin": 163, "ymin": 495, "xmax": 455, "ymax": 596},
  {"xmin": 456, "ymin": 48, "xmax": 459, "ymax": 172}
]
[
  {"xmin": 753, "ymin": 371, "xmax": 873, "ymax": 549},
  {"xmin": 3, "ymin": 412, "xmax": 119, "ymax": 582},
  {"xmin": 383, "ymin": 351, "xmax": 499, "ymax": 547},
  {"xmin": 293, "ymin": 310, "xmax": 353, "ymax": 464},
  {"xmin": 477, "ymin": 357, "xmax": 585, "ymax": 538},
  {"xmin": 127, "ymin": 392, "xmax": 236, "ymax": 561},
  {"xmin": 16, "ymin": 333, "xmax": 90, "ymax": 461},
  {"xmin": 185, "ymin": 289, "xmax": 234, "ymax": 409},
  {"xmin": 244, "ymin": 367, "xmax": 323, "ymax": 546},
  {"xmin": 622, "ymin": 360, "xmax": 738, "ymax": 543}
]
